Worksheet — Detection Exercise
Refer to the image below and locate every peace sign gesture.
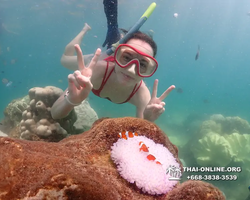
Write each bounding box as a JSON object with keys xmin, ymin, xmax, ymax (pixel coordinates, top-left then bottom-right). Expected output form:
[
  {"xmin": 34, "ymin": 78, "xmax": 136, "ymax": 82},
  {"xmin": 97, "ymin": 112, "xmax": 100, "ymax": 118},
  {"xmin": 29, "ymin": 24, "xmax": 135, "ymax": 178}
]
[
  {"xmin": 143, "ymin": 79, "xmax": 175, "ymax": 122},
  {"xmin": 66, "ymin": 44, "xmax": 101, "ymax": 105}
]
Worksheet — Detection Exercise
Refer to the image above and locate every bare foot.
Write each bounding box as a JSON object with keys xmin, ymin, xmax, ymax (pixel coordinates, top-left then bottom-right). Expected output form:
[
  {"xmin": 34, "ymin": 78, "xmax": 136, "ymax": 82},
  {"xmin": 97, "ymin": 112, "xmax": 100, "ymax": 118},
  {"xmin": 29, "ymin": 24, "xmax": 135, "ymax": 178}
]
[{"xmin": 82, "ymin": 23, "xmax": 91, "ymax": 31}]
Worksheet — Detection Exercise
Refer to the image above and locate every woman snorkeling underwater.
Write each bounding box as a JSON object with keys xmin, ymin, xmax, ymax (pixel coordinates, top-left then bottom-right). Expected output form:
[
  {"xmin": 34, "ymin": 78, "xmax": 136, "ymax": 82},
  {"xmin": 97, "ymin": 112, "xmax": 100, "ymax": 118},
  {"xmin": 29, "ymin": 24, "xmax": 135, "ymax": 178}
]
[{"xmin": 51, "ymin": 1, "xmax": 175, "ymax": 122}]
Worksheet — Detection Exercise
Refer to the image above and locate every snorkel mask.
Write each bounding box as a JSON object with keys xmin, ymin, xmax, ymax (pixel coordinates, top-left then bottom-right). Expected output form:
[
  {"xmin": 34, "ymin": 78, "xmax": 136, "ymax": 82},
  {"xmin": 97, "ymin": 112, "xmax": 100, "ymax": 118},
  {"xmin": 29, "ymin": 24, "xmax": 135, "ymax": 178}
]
[{"xmin": 114, "ymin": 44, "xmax": 158, "ymax": 77}]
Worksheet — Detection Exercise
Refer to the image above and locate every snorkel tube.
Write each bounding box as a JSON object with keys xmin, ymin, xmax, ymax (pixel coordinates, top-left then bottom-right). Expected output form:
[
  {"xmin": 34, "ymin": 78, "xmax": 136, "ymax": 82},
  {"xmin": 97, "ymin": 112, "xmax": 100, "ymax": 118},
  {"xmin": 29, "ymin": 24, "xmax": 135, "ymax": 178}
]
[{"xmin": 106, "ymin": 2, "xmax": 157, "ymax": 55}]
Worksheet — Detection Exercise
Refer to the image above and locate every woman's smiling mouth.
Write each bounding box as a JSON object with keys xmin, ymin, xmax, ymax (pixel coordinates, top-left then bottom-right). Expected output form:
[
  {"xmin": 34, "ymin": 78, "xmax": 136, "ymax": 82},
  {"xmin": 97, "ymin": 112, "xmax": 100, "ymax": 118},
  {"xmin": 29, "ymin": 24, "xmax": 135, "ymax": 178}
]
[{"xmin": 121, "ymin": 72, "xmax": 134, "ymax": 80}]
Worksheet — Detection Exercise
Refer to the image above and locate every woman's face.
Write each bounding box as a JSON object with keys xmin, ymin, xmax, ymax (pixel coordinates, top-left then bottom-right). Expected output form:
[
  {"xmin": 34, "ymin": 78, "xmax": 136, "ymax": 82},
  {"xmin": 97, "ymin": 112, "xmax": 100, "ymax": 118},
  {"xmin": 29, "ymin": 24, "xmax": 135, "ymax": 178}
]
[{"xmin": 114, "ymin": 39, "xmax": 154, "ymax": 86}]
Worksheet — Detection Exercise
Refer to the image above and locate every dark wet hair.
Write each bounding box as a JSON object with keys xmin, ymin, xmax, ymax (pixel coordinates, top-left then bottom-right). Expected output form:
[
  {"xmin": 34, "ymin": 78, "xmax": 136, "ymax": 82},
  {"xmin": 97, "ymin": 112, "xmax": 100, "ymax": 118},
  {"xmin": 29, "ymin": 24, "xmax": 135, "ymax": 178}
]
[{"xmin": 120, "ymin": 29, "xmax": 157, "ymax": 57}]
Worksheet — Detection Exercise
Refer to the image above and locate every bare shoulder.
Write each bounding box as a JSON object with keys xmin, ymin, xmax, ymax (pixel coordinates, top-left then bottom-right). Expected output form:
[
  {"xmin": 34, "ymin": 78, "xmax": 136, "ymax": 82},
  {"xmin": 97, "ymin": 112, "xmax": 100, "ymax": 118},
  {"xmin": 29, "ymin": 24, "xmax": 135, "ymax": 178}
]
[
  {"xmin": 90, "ymin": 57, "xmax": 115, "ymax": 88},
  {"xmin": 129, "ymin": 81, "xmax": 151, "ymax": 108},
  {"xmin": 91, "ymin": 53, "xmax": 114, "ymax": 74},
  {"xmin": 90, "ymin": 60, "xmax": 106, "ymax": 85}
]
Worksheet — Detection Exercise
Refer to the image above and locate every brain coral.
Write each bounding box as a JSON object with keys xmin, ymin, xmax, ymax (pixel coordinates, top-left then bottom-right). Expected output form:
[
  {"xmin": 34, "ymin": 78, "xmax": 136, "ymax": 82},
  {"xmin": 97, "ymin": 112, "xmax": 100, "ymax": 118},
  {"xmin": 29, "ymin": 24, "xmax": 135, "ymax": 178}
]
[{"xmin": 0, "ymin": 117, "xmax": 225, "ymax": 200}]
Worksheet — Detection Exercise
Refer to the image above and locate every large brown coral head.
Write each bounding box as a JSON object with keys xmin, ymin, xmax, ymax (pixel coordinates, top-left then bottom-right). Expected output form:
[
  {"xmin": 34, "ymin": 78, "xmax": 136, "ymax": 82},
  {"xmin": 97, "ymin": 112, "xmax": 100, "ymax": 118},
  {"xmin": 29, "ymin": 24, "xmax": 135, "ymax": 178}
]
[{"xmin": 166, "ymin": 180, "xmax": 226, "ymax": 200}]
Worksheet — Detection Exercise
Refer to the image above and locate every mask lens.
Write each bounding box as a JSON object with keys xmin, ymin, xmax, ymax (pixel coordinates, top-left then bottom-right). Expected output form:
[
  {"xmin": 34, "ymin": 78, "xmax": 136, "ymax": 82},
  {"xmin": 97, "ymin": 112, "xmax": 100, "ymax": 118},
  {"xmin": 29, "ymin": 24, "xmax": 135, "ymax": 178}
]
[{"xmin": 115, "ymin": 45, "xmax": 157, "ymax": 77}]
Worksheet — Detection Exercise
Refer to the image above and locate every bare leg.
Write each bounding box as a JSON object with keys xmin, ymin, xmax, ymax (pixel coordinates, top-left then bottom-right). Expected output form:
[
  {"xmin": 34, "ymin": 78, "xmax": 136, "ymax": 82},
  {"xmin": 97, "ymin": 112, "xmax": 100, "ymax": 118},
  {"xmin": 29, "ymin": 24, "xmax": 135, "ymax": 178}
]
[
  {"xmin": 64, "ymin": 23, "xmax": 91, "ymax": 56},
  {"xmin": 61, "ymin": 23, "xmax": 91, "ymax": 70}
]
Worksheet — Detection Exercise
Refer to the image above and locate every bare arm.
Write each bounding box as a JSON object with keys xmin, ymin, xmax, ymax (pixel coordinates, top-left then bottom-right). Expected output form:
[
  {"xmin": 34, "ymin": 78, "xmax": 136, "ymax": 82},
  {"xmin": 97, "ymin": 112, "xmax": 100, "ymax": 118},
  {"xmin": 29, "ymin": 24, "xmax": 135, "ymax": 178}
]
[
  {"xmin": 143, "ymin": 79, "xmax": 176, "ymax": 122},
  {"xmin": 136, "ymin": 92, "xmax": 151, "ymax": 120},
  {"xmin": 51, "ymin": 46, "xmax": 101, "ymax": 119},
  {"xmin": 132, "ymin": 79, "xmax": 175, "ymax": 122},
  {"xmin": 129, "ymin": 82, "xmax": 151, "ymax": 120},
  {"xmin": 51, "ymin": 89, "xmax": 75, "ymax": 119},
  {"xmin": 136, "ymin": 106, "xmax": 145, "ymax": 119}
]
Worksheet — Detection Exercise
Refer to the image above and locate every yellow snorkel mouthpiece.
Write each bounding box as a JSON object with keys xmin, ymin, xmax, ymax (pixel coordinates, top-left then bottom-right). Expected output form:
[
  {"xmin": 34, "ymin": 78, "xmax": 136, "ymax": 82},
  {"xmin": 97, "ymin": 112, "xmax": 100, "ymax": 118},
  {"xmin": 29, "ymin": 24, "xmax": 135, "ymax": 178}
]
[{"xmin": 141, "ymin": 2, "xmax": 156, "ymax": 19}]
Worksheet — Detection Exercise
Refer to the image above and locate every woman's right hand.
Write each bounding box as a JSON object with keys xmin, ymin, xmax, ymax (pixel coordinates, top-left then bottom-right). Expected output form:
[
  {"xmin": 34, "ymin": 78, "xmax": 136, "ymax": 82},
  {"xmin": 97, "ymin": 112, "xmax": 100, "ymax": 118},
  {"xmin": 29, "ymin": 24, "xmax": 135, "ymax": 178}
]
[{"xmin": 67, "ymin": 44, "xmax": 101, "ymax": 105}]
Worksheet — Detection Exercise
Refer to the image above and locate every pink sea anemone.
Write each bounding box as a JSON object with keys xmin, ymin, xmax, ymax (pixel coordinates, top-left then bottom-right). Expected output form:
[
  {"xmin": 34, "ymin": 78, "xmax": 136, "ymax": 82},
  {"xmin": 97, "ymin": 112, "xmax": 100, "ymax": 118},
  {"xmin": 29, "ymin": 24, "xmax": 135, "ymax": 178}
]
[{"xmin": 111, "ymin": 135, "xmax": 181, "ymax": 195}]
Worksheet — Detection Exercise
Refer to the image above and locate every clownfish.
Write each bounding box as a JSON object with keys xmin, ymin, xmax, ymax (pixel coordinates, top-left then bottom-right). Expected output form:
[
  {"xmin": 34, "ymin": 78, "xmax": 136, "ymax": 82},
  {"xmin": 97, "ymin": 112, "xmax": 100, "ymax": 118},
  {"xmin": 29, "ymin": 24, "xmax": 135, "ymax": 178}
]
[
  {"xmin": 146, "ymin": 154, "xmax": 162, "ymax": 165},
  {"xmin": 139, "ymin": 140, "xmax": 162, "ymax": 165},
  {"xmin": 118, "ymin": 131, "xmax": 138, "ymax": 140},
  {"xmin": 117, "ymin": 131, "xmax": 162, "ymax": 165},
  {"xmin": 139, "ymin": 141, "xmax": 149, "ymax": 152}
]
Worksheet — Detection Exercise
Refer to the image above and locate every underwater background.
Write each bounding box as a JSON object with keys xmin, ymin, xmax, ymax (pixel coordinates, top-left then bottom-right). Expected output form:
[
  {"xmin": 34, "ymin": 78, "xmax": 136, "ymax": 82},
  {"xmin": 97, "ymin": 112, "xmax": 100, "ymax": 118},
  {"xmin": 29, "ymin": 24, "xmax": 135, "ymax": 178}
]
[{"xmin": 0, "ymin": 0, "xmax": 250, "ymax": 199}]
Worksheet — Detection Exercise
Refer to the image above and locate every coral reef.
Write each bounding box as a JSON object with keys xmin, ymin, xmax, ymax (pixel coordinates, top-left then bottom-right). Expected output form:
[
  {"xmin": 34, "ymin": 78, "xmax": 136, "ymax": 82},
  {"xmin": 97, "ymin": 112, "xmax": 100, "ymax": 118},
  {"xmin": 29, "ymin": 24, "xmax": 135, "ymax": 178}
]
[
  {"xmin": 0, "ymin": 117, "xmax": 225, "ymax": 200},
  {"xmin": 203, "ymin": 114, "xmax": 250, "ymax": 135},
  {"xmin": 19, "ymin": 86, "xmax": 75, "ymax": 142},
  {"xmin": 224, "ymin": 133, "xmax": 250, "ymax": 171},
  {"xmin": 191, "ymin": 114, "xmax": 250, "ymax": 167},
  {"xmin": 221, "ymin": 116, "xmax": 250, "ymax": 134},
  {"xmin": 192, "ymin": 114, "xmax": 250, "ymax": 142},
  {"xmin": 191, "ymin": 132, "xmax": 233, "ymax": 166},
  {"xmin": 185, "ymin": 114, "xmax": 250, "ymax": 200},
  {"xmin": 199, "ymin": 120, "xmax": 222, "ymax": 136},
  {"xmin": 0, "ymin": 130, "xmax": 8, "ymax": 137},
  {"xmin": 3, "ymin": 95, "xmax": 29, "ymax": 128},
  {"xmin": 2, "ymin": 86, "xmax": 98, "ymax": 141},
  {"xmin": 73, "ymin": 99, "xmax": 98, "ymax": 133},
  {"xmin": 166, "ymin": 180, "xmax": 225, "ymax": 200},
  {"xmin": 191, "ymin": 132, "xmax": 250, "ymax": 168}
]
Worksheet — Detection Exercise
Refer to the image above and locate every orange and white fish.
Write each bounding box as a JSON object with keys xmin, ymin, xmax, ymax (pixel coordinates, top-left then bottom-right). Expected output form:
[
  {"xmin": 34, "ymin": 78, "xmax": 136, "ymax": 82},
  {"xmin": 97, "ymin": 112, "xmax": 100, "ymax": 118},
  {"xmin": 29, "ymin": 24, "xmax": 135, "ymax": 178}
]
[
  {"xmin": 139, "ymin": 141, "xmax": 149, "ymax": 152},
  {"xmin": 138, "ymin": 140, "xmax": 162, "ymax": 165},
  {"xmin": 146, "ymin": 154, "xmax": 162, "ymax": 165},
  {"xmin": 118, "ymin": 131, "xmax": 138, "ymax": 140},
  {"xmin": 117, "ymin": 131, "xmax": 162, "ymax": 165}
]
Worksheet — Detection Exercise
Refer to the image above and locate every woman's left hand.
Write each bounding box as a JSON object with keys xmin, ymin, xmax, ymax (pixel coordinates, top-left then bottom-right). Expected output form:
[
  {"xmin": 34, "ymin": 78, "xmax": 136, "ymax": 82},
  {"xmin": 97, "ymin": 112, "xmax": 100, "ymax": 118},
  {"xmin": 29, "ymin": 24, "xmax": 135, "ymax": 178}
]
[{"xmin": 143, "ymin": 79, "xmax": 175, "ymax": 122}]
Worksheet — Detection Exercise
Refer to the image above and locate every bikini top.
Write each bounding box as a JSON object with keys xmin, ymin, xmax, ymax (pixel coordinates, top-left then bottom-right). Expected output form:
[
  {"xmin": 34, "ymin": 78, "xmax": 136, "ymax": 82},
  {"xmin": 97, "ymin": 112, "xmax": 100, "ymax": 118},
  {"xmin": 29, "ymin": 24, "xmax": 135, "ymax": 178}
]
[{"xmin": 92, "ymin": 56, "xmax": 142, "ymax": 104}]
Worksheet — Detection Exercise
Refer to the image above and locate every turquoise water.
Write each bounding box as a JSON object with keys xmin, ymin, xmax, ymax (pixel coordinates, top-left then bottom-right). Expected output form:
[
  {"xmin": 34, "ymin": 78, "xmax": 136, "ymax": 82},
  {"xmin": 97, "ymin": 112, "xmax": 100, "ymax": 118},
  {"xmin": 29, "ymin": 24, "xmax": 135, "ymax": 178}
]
[{"xmin": 0, "ymin": 0, "xmax": 250, "ymax": 199}]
